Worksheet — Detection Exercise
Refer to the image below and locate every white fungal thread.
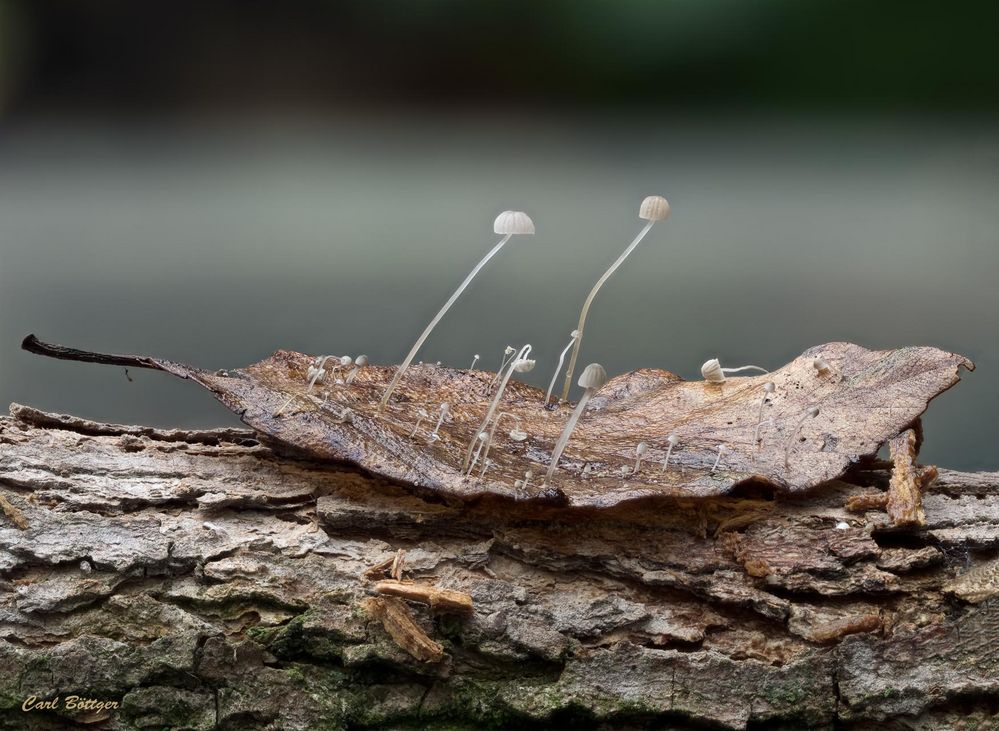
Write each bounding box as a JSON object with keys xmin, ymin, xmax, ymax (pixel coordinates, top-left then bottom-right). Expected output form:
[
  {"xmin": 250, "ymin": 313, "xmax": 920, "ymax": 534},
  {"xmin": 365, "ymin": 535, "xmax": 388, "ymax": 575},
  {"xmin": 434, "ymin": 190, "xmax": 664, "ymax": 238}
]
[
  {"xmin": 701, "ymin": 358, "xmax": 769, "ymax": 383},
  {"xmin": 754, "ymin": 381, "xmax": 777, "ymax": 457},
  {"xmin": 561, "ymin": 196, "xmax": 669, "ymax": 402},
  {"xmin": 661, "ymin": 433, "xmax": 679, "ymax": 472},
  {"xmin": 492, "ymin": 346, "xmax": 517, "ymax": 386},
  {"xmin": 784, "ymin": 406, "xmax": 820, "ymax": 468},
  {"xmin": 711, "ymin": 444, "xmax": 727, "ymax": 474},
  {"xmin": 544, "ymin": 330, "xmax": 579, "ymax": 405},
  {"xmin": 545, "ymin": 363, "xmax": 608, "ymax": 485},
  {"xmin": 633, "ymin": 442, "xmax": 648, "ymax": 474},
  {"xmin": 378, "ymin": 211, "xmax": 534, "ymax": 411}
]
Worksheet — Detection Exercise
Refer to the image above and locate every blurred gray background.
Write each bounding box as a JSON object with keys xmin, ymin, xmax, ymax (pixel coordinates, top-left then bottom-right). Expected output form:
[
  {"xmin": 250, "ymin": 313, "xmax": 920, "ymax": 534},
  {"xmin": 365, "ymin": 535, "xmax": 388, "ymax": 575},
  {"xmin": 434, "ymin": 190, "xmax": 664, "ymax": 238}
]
[{"xmin": 1, "ymin": 2, "xmax": 996, "ymax": 469}]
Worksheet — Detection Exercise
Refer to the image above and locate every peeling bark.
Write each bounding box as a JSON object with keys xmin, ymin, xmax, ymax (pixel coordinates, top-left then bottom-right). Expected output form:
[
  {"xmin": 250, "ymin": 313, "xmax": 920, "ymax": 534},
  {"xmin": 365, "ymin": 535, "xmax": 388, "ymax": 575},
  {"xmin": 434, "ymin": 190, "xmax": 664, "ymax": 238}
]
[{"xmin": 0, "ymin": 404, "xmax": 996, "ymax": 730}]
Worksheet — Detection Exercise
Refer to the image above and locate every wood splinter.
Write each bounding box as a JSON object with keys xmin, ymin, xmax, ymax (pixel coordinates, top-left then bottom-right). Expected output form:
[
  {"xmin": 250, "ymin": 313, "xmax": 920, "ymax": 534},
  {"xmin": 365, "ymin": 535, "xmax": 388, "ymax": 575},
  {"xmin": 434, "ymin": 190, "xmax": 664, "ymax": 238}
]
[
  {"xmin": 844, "ymin": 428, "xmax": 937, "ymax": 525},
  {"xmin": 886, "ymin": 428, "xmax": 931, "ymax": 527},
  {"xmin": 363, "ymin": 596, "xmax": 445, "ymax": 663},
  {"xmin": 374, "ymin": 579, "xmax": 474, "ymax": 614}
]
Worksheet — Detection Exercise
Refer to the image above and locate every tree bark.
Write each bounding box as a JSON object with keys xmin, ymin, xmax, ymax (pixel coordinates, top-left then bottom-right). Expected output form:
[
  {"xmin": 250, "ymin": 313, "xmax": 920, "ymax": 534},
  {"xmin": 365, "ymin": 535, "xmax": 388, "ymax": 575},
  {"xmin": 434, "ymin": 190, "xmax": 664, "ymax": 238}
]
[{"xmin": 0, "ymin": 403, "xmax": 995, "ymax": 730}]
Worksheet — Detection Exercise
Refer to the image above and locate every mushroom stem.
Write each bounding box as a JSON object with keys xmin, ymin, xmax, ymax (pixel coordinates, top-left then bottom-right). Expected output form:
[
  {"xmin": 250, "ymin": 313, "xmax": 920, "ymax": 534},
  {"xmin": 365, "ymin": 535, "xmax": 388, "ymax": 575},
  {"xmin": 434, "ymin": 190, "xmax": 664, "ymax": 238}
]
[
  {"xmin": 661, "ymin": 434, "xmax": 679, "ymax": 472},
  {"xmin": 430, "ymin": 403, "xmax": 450, "ymax": 441},
  {"xmin": 723, "ymin": 365, "xmax": 769, "ymax": 376},
  {"xmin": 479, "ymin": 412, "xmax": 521, "ymax": 477},
  {"xmin": 784, "ymin": 407, "xmax": 820, "ymax": 468},
  {"xmin": 544, "ymin": 330, "xmax": 578, "ymax": 406},
  {"xmin": 711, "ymin": 445, "xmax": 727, "ymax": 473},
  {"xmin": 545, "ymin": 363, "xmax": 608, "ymax": 485},
  {"xmin": 462, "ymin": 345, "xmax": 533, "ymax": 473},
  {"xmin": 379, "ymin": 234, "xmax": 513, "ymax": 411},
  {"xmin": 560, "ymin": 220, "xmax": 656, "ymax": 402},
  {"xmin": 491, "ymin": 346, "xmax": 516, "ymax": 386}
]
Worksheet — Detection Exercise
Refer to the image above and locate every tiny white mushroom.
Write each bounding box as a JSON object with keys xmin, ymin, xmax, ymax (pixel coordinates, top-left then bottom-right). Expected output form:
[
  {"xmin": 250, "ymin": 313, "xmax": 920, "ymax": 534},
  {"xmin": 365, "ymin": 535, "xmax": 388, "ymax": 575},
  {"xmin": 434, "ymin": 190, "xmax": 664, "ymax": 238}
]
[
  {"xmin": 430, "ymin": 402, "xmax": 450, "ymax": 441},
  {"xmin": 701, "ymin": 358, "xmax": 769, "ymax": 384},
  {"xmin": 409, "ymin": 408, "xmax": 430, "ymax": 438},
  {"xmin": 813, "ymin": 358, "xmax": 836, "ymax": 377},
  {"xmin": 835, "ymin": 521, "xmax": 850, "ymax": 530},
  {"xmin": 784, "ymin": 406, "xmax": 821, "ymax": 468},
  {"xmin": 492, "ymin": 345, "xmax": 517, "ymax": 386},
  {"xmin": 378, "ymin": 211, "xmax": 534, "ymax": 411},
  {"xmin": 561, "ymin": 196, "xmax": 669, "ymax": 401},
  {"xmin": 661, "ymin": 433, "xmax": 679, "ymax": 472},
  {"xmin": 462, "ymin": 345, "xmax": 533, "ymax": 473},
  {"xmin": 470, "ymin": 354, "xmax": 480, "ymax": 370},
  {"xmin": 633, "ymin": 442, "xmax": 649, "ymax": 474},
  {"xmin": 509, "ymin": 428, "xmax": 528, "ymax": 442},
  {"xmin": 345, "ymin": 355, "xmax": 369, "ymax": 384},
  {"xmin": 711, "ymin": 444, "xmax": 727, "ymax": 474},
  {"xmin": 479, "ymin": 411, "xmax": 523, "ymax": 476},
  {"xmin": 545, "ymin": 363, "xmax": 608, "ymax": 484}
]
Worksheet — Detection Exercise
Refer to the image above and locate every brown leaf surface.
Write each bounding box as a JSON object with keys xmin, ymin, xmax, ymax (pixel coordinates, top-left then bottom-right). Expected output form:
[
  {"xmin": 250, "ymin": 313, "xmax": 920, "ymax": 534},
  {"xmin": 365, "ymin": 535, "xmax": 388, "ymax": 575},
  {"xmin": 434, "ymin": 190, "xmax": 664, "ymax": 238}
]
[{"xmin": 22, "ymin": 336, "xmax": 972, "ymax": 507}]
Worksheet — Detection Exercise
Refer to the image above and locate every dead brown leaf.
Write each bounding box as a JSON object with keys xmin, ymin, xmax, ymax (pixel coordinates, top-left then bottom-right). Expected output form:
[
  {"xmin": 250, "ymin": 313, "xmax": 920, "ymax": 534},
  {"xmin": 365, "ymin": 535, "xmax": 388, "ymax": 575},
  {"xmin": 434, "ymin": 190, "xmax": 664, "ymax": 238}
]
[{"xmin": 22, "ymin": 336, "xmax": 972, "ymax": 508}]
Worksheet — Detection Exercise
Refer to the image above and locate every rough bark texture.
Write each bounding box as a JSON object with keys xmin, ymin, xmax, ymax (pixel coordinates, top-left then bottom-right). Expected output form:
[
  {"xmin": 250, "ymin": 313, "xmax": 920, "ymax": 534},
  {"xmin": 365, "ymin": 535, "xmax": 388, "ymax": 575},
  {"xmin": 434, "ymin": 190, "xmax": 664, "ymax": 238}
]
[{"xmin": 0, "ymin": 404, "xmax": 996, "ymax": 730}]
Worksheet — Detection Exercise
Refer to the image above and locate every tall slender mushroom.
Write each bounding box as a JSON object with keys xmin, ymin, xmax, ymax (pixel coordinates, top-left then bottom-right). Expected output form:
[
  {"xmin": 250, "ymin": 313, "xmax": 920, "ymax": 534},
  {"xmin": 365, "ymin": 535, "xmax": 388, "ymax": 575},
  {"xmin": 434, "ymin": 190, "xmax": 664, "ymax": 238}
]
[
  {"xmin": 378, "ymin": 211, "xmax": 534, "ymax": 411},
  {"xmin": 560, "ymin": 197, "xmax": 669, "ymax": 402},
  {"xmin": 661, "ymin": 433, "xmax": 679, "ymax": 472},
  {"xmin": 545, "ymin": 363, "xmax": 608, "ymax": 484},
  {"xmin": 785, "ymin": 406, "xmax": 820, "ymax": 468}
]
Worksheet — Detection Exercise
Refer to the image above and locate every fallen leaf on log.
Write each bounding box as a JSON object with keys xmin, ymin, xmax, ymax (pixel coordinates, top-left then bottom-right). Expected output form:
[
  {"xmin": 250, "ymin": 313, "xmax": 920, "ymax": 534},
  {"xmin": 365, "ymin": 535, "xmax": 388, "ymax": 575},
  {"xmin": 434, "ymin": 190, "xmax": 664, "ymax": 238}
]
[{"xmin": 22, "ymin": 335, "xmax": 972, "ymax": 507}]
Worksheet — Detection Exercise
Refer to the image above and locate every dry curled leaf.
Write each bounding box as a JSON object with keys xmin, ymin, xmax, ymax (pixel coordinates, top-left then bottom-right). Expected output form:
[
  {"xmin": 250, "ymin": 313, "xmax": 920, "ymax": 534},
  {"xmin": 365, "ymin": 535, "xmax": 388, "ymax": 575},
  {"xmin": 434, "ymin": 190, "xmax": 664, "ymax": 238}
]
[
  {"xmin": 22, "ymin": 336, "xmax": 971, "ymax": 508},
  {"xmin": 363, "ymin": 596, "xmax": 444, "ymax": 663}
]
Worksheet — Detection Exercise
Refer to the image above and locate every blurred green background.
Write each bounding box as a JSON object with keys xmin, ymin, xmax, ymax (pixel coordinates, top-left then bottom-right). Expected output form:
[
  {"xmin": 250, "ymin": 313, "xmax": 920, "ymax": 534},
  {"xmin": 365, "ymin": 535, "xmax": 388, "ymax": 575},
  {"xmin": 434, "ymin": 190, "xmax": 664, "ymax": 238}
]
[{"xmin": 1, "ymin": 1, "xmax": 997, "ymax": 469}]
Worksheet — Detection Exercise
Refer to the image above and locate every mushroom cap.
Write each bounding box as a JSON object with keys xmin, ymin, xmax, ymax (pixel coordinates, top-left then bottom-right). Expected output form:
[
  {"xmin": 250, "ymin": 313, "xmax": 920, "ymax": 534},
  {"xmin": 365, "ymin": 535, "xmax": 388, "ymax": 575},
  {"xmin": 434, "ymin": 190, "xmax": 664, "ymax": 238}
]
[
  {"xmin": 636, "ymin": 442, "xmax": 649, "ymax": 455},
  {"xmin": 763, "ymin": 381, "xmax": 776, "ymax": 393},
  {"xmin": 513, "ymin": 358, "xmax": 536, "ymax": 373},
  {"xmin": 639, "ymin": 195, "xmax": 671, "ymax": 222},
  {"xmin": 578, "ymin": 363, "xmax": 608, "ymax": 390},
  {"xmin": 701, "ymin": 358, "xmax": 726, "ymax": 383},
  {"xmin": 354, "ymin": 355, "xmax": 369, "ymax": 367},
  {"xmin": 666, "ymin": 433, "xmax": 679, "ymax": 445},
  {"xmin": 493, "ymin": 210, "xmax": 536, "ymax": 235}
]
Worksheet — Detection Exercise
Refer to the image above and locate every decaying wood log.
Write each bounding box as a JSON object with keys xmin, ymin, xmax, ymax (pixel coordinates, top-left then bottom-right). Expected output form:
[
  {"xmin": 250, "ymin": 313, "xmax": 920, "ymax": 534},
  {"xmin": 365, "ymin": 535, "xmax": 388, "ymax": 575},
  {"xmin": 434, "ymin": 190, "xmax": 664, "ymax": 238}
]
[{"xmin": 1, "ymin": 403, "xmax": 996, "ymax": 730}]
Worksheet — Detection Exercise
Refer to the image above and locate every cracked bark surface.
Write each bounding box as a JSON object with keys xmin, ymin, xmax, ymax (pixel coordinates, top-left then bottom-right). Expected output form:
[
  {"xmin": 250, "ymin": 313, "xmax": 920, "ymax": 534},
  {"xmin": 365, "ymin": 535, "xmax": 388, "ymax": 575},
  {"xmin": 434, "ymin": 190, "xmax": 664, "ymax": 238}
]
[{"xmin": 0, "ymin": 404, "xmax": 996, "ymax": 730}]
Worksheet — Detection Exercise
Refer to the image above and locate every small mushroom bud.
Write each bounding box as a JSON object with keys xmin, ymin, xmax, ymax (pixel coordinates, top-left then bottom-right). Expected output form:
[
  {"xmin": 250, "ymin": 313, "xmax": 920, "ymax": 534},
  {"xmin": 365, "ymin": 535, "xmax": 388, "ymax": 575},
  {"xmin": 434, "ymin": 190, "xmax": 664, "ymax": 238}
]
[
  {"xmin": 509, "ymin": 428, "xmax": 528, "ymax": 442},
  {"xmin": 701, "ymin": 358, "xmax": 769, "ymax": 384},
  {"xmin": 812, "ymin": 358, "xmax": 836, "ymax": 377},
  {"xmin": 661, "ymin": 433, "xmax": 679, "ymax": 472},
  {"xmin": 633, "ymin": 442, "xmax": 649, "ymax": 475},
  {"xmin": 345, "ymin": 355, "xmax": 369, "ymax": 384}
]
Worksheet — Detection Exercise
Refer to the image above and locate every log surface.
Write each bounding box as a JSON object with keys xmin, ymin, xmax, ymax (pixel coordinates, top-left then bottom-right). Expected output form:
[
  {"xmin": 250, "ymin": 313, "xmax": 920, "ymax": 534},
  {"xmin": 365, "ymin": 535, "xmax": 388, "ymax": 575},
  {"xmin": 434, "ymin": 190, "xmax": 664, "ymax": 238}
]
[{"xmin": 0, "ymin": 404, "xmax": 996, "ymax": 730}]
